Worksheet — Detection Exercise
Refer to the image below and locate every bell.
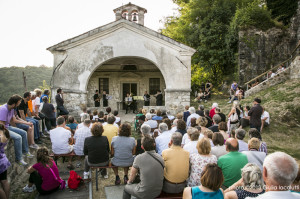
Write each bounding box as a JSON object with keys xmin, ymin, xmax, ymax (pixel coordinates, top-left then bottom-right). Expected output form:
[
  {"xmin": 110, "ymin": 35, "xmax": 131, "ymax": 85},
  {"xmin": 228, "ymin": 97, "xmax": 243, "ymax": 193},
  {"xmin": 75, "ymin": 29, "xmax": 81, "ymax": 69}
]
[{"xmin": 133, "ymin": 13, "xmax": 137, "ymax": 22}]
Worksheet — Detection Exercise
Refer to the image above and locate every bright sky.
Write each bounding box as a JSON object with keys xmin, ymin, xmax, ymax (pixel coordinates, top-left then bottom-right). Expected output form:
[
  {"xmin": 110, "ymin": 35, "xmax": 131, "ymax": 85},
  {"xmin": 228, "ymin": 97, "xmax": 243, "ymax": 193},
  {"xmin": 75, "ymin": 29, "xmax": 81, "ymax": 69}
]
[{"xmin": 0, "ymin": 0, "xmax": 178, "ymax": 67}]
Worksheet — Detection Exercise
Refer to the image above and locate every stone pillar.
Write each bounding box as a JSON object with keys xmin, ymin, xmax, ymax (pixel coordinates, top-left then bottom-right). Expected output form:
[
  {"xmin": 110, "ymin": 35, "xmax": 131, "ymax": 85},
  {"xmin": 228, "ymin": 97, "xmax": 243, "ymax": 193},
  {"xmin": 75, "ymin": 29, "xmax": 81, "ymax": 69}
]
[
  {"xmin": 164, "ymin": 89, "xmax": 191, "ymax": 115},
  {"xmin": 51, "ymin": 89, "xmax": 87, "ymax": 118},
  {"xmin": 138, "ymin": 10, "xmax": 145, "ymax": 25}
]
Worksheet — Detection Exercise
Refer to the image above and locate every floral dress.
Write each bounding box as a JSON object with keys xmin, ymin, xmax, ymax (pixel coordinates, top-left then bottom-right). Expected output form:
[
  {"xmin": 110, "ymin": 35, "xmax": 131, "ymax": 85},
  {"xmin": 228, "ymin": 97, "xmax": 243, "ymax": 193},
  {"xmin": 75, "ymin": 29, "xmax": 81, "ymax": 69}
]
[{"xmin": 187, "ymin": 154, "xmax": 217, "ymax": 187}]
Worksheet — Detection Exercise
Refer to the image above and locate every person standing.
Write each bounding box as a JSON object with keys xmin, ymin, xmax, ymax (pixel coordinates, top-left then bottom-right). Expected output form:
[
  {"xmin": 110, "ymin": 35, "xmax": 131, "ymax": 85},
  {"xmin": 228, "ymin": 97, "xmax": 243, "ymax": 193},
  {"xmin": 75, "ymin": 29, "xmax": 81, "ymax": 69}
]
[
  {"xmin": 143, "ymin": 91, "xmax": 150, "ymax": 106},
  {"xmin": 125, "ymin": 93, "xmax": 133, "ymax": 114},
  {"xmin": 248, "ymin": 98, "xmax": 263, "ymax": 132},
  {"xmin": 55, "ymin": 88, "xmax": 69, "ymax": 116},
  {"xmin": 155, "ymin": 90, "xmax": 163, "ymax": 106},
  {"xmin": 102, "ymin": 91, "xmax": 108, "ymax": 107},
  {"xmin": 93, "ymin": 90, "xmax": 100, "ymax": 107},
  {"xmin": 228, "ymin": 81, "xmax": 238, "ymax": 103}
]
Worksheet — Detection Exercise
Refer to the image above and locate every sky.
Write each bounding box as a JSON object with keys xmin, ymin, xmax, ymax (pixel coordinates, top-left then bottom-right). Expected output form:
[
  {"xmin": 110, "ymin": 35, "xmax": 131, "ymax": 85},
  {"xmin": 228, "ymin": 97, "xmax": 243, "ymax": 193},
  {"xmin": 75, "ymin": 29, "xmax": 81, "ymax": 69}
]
[{"xmin": 0, "ymin": 0, "xmax": 178, "ymax": 67}]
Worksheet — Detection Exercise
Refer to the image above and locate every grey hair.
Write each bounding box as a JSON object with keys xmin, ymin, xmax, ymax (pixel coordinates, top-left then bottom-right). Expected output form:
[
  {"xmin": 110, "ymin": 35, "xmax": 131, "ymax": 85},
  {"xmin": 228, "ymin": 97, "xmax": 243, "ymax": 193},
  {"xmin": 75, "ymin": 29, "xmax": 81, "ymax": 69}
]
[
  {"xmin": 242, "ymin": 163, "xmax": 264, "ymax": 189},
  {"xmin": 236, "ymin": 129, "xmax": 246, "ymax": 140},
  {"xmin": 189, "ymin": 107, "xmax": 196, "ymax": 114},
  {"xmin": 141, "ymin": 124, "xmax": 151, "ymax": 135},
  {"xmin": 173, "ymin": 119, "xmax": 178, "ymax": 126},
  {"xmin": 171, "ymin": 132, "xmax": 182, "ymax": 146},
  {"xmin": 146, "ymin": 113, "xmax": 152, "ymax": 120},
  {"xmin": 158, "ymin": 123, "xmax": 168, "ymax": 133},
  {"xmin": 198, "ymin": 105, "xmax": 204, "ymax": 111},
  {"xmin": 212, "ymin": 114, "xmax": 221, "ymax": 124},
  {"xmin": 81, "ymin": 113, "xmax": 89, "ymax": 122},
  {"xmin": 263, "ymin": 152, "xmax": 299, "ymax": 186}
]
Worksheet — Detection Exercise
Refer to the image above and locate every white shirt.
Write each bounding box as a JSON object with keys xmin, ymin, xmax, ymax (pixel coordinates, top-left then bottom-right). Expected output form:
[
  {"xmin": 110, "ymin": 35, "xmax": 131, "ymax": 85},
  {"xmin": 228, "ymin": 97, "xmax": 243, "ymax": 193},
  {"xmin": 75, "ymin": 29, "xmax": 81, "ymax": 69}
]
[
  {"xmin": 32, "ymin": 99, "xmax": 36, "ymax": 112},
  {"xmin": 168, "ymin": 115, "xmax": 175, "ymax": 120},
  {"xmin": 144, "ymin": 120, "xmax": 158, "ymax": 129},
  {"xmin": 92, "ymin": 115, "xmax": 98, "ymax": 120},
  {"xmin": 34, "ymin": 97, "xmax": 41, "ymax": 112},
  {"xmin": 238, "ymin": 140, "xmax": 249, "ymax": 152},
  {"xmin": 50, "ymin": 127, "xmax": 72, "ymax": 154},
  {"xmin": 77, "ymin": 122, "xmax": 92, "ymax": 129},
  {"xmin": 183, "ymin": 141, "xmax": 198, "ymax": 155},
  {"xmin": 74, "ymin": 126, "xmax": 92, "ymax": 155},
  {"xmin": 181, "ymin": 133, "xmax": 190, "ymax": 146},
  {"xmin": 211, "ymin": 145, "xmax": 228, "ymax": 159},
  {"xmin": 186, "ymin": 113, "xmax": 200, "ymax": 127},
  {"xmin": 155, "ymin": 130, "xmax": 173, "ymax": 155},
  {"xmin": 115, "ymin": 116, "xmax": 121, "ymax": 124},
  {"xmin": 170, "ymin": 126, "xmax": 177, "ymax": 134},
  {"xmin": 261, "ymin": 111, "xmax": 270, "ymax": 124},
  {"xmin": 246, "ymin": 191, "xmax": 300, "ymax": 199}
]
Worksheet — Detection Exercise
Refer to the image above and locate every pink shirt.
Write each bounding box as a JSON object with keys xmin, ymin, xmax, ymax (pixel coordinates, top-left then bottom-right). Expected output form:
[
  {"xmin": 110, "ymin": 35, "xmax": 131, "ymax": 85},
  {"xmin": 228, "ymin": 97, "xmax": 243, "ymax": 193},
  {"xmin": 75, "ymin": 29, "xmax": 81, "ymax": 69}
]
[{"xmin": 32, "ymin": 160, "xmax": 60, "ymax": 191}]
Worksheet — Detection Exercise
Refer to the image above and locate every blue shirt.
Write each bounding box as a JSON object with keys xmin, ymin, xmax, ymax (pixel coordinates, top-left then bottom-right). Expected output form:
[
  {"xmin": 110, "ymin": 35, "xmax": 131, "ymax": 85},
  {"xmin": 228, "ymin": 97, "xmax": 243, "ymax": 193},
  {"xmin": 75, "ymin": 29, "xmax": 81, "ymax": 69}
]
[
  {"xmin": 66, "ymin": 123, "xmax": 78, "ymax": 130},
  {"xmin": 40, "ymin": 94, "xmax": 49, "ymax": 103},
  {"xmin": 191, "ymin": 187, "xmax": 223, "ymax": 199},
  {"xmin": 152, "ymin": 116, "xmax": 163, "ymax": 121}
]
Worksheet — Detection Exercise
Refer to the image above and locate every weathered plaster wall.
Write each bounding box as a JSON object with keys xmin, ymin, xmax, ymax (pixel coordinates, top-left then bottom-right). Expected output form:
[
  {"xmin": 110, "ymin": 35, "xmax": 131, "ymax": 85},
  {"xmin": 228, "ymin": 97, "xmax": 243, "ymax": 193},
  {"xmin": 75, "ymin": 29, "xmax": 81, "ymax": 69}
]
[
  {"xmin": 238, "ymin": 1, "xmax": 300, "ymax": 84},
  {"xmin": 50, "ymin": 20, "xmax": 194, "ymax": 116}
]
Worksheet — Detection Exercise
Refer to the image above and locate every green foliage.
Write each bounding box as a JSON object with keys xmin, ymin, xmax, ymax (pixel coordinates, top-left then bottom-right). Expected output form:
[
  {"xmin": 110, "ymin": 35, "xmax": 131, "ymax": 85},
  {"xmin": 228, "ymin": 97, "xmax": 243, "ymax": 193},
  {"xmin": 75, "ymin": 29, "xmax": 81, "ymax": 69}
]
[
  {"xmin": 0, "ymin": 66, "xmax": 52, "ymax": 104},
  {"xmin": 161, "ymin": 0, "xmax": 253, "ymax": 89},
  {"xmin": 266, "ymin": 0, "xmax": 298, "ymax": 26},
  {"xmin": 232, "ymin": 0, "xmax": 275, "ymax": 31}
]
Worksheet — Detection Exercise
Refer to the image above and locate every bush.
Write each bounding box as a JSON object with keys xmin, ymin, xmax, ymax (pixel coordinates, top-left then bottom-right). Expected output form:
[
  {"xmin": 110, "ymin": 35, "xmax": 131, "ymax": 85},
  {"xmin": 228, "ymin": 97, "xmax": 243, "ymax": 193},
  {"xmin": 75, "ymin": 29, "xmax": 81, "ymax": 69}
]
[{"xmin": 233, "ymin": 0, "xmax": 276, "ymax": 31}]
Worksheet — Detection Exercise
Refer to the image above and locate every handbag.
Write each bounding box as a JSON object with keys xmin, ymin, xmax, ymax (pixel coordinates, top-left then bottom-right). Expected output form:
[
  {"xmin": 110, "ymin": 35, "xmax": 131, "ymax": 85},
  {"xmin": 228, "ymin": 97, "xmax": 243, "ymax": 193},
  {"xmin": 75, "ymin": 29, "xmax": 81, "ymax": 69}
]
[
  {"xmin": 230, "ymin": 109, "xmax": 239, "ymax": 123},
  {"xmin": 47, "ymin": 164, "xmax": 66, "ymax": 190}
]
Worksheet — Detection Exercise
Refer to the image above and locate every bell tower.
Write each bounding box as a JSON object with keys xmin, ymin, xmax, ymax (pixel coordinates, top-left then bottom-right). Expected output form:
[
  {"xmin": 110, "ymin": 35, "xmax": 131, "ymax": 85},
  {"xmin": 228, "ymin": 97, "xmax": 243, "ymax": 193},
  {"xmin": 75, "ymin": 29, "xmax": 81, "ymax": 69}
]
[{"xmin": 113, "ymin": 2, "xmax": 147, "ymax": 26}]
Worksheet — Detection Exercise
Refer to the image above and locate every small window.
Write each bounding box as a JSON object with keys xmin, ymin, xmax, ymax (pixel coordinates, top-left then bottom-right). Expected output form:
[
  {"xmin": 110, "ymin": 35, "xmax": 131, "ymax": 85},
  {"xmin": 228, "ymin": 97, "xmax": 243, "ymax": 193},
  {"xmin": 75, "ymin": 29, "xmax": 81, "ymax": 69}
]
[
  {"xmin": 99, "ymin": 78, "xmax": 109, "ymax": 94},
  {"xmin": 123, "ymin": 65, "xmax": 137, "ymax": 71},
  {"xmin": 149, "ymin": 78, "xmax": 160, "ymax": 95}
]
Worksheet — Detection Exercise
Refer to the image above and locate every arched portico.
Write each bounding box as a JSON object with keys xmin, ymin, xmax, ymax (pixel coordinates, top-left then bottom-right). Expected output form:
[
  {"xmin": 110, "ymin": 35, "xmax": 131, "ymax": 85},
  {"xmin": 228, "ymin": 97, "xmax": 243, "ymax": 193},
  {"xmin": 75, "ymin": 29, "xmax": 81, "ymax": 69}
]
[{"xmin": 48, "ymin": 18, "xmax": 195, "ymax": 116}]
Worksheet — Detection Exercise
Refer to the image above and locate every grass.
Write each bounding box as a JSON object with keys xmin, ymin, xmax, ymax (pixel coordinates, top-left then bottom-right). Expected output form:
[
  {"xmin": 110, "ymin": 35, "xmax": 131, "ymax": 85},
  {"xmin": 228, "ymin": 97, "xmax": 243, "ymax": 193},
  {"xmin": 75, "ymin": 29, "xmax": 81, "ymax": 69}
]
[{"xmin": 191, "ymin": 79, "xmax": 300, "ymax": 160}]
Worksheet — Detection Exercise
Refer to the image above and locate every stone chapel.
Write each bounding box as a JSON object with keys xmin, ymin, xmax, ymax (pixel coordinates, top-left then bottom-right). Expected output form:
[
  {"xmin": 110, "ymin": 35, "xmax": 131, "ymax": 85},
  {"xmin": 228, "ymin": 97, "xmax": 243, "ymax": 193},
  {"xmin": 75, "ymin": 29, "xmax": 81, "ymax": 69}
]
[{"xmin": 47, "ymin": 3, "xmax": 196, "ymax": 115}]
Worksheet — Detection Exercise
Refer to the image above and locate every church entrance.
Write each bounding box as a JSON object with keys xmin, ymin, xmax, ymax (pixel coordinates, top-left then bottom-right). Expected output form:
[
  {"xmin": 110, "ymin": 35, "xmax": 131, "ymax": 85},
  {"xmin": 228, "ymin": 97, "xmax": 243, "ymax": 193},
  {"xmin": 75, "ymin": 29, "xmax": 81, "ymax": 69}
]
[{"xmin": 122, "ymin": 83, "xmax": 137, "ymax": 110}]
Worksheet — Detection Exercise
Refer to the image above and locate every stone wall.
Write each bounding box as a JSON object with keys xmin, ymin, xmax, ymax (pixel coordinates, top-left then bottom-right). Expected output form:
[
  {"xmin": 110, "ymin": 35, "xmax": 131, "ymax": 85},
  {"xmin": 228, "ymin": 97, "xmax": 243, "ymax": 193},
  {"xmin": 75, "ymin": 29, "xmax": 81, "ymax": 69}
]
[
  {"xmin": 245, "ymin": 55, "xmax": 300, "ymax": 97},
  {"xmin": 238, "ymin": 1, "xmax": 300, "ymax": 84},
  {"xmin": 290, "ymin": 56, "xmax": 300, "ymax": 79},
  {"xmin": 5, "ymin": 140, "xmax": 39, "ymax": 198},
  {"xmin": 245, "ymin": 68, "xmax": 291, "ymax": 97}
]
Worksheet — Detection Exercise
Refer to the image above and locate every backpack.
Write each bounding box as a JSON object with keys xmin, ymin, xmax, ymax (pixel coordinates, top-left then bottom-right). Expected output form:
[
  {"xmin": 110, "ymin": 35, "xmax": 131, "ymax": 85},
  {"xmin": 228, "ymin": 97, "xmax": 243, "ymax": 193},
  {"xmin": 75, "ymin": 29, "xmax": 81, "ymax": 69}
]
[{"xmin": 68, "ymin": 170, "xmax": 83, "ymax": 190}]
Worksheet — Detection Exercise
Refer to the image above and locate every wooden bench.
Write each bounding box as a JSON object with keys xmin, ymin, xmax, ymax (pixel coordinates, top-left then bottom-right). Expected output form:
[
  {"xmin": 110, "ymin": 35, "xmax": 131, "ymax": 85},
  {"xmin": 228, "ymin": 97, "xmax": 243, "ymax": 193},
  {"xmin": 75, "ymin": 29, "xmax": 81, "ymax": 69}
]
[
  {"xmin": 90, "ymin": 165, "xmax": 118, "ymax": 191},
  {"xmin": 156, "ymin": 191, "xmax": 183, "ymax": 199},
  {"xmin": 50, "ymin": 151, "xmax": 77, "ymax": 166}
]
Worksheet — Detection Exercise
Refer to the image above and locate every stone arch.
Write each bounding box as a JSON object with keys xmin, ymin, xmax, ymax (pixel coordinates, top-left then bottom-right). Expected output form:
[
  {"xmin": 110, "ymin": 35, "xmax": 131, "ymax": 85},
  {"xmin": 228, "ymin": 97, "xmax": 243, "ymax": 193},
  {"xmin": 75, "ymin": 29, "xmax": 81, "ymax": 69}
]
[{"xmin": 84, "ymin": 55, "xmax": 168, "ymax": 92}]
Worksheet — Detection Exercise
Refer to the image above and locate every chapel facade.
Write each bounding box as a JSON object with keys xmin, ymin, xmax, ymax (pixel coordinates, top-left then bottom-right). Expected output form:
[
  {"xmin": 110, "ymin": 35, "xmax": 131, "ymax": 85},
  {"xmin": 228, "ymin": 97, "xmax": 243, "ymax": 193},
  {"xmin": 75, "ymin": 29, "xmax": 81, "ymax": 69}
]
[{"xmin": 47, "ymin": 3, "xmax": 195, "ymax": 115}]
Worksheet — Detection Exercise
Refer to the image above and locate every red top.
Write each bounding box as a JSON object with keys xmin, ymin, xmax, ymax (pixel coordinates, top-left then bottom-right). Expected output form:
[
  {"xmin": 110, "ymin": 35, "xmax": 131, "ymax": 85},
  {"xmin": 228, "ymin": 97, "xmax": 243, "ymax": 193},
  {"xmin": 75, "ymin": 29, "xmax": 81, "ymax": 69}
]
[
  {"xmin": 32, "ymin": 160, "xmax": 60, "ymax": 191},
  {"xmin": 209, "ymin": 107, "xmax": 216, "ymax": 119}
]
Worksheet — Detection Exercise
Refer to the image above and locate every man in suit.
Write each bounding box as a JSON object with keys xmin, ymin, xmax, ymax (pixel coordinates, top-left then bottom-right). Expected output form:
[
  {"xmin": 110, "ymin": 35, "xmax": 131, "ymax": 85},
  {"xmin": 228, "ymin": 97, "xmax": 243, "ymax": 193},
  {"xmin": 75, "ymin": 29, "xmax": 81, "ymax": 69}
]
[
  {"xmin": 55, "ymin": 88, "xmax": 69, "ymax": 116},
  {"xmin": 93, "ymin": 90, "xmax": 100, "ymax": 107},
  {"xmin": 155, "ymin": 90, "xmax": 163, "ymax": 106},
  {"xmin": 143, "ymin": 91, "xmax": 150, "ymax": 106}
]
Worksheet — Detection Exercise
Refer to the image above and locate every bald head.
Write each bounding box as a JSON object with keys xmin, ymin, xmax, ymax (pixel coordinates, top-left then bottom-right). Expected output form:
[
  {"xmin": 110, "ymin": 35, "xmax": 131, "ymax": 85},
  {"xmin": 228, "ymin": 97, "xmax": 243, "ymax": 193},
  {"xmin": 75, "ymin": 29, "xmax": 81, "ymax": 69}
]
[{"xmin": 225, "ymin": 138, "xmax": 239, "ymax": 152}]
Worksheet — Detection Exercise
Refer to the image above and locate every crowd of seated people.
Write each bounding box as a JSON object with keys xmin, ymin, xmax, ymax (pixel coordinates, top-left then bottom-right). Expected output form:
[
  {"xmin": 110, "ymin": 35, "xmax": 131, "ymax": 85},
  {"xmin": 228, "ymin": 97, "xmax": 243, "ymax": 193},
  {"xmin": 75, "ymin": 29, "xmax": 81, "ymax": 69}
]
[{"xmin": 1, "ymin": 91, "xmax": 300, "ymax": 199}]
